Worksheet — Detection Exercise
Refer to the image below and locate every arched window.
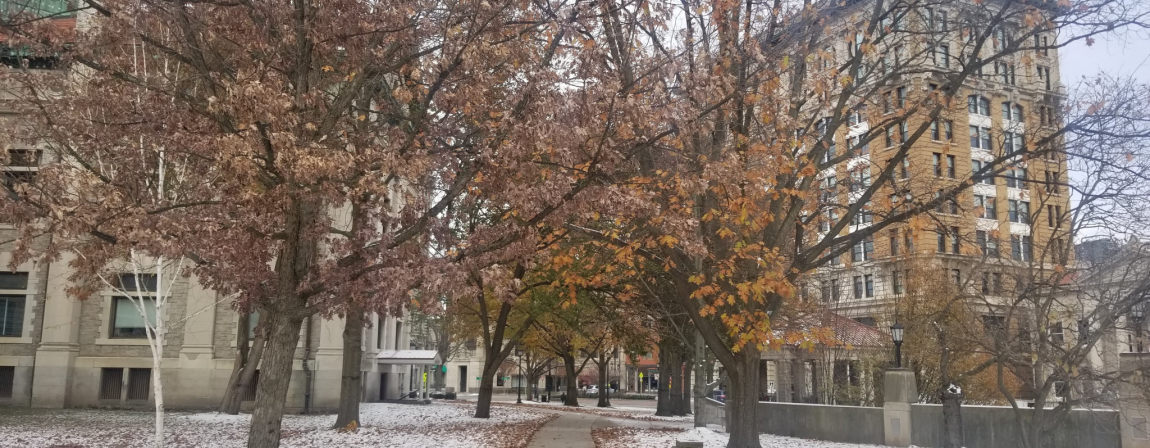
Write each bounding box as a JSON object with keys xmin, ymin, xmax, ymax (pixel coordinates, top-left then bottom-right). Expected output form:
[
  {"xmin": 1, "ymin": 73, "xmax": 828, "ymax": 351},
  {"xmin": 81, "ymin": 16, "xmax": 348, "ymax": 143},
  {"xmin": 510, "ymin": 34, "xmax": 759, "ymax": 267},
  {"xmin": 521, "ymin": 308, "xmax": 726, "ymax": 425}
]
[
  {"xmin": 968, "ymin": 95, "xmax": 990, "ymax": 116},
  {"xmin": 1002, "ymin": 102, "xmax": 1025, "ymax": 122}
]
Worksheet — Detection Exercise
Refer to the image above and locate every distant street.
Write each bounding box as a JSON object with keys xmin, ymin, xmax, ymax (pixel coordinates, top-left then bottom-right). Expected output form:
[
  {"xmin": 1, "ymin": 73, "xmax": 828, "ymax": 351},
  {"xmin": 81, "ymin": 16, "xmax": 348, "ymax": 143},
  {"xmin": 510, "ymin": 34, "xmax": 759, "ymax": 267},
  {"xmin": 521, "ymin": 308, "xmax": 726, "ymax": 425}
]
[{"xmin": 455, "ymin": 393, "xmax": 658, "ymax": 410}]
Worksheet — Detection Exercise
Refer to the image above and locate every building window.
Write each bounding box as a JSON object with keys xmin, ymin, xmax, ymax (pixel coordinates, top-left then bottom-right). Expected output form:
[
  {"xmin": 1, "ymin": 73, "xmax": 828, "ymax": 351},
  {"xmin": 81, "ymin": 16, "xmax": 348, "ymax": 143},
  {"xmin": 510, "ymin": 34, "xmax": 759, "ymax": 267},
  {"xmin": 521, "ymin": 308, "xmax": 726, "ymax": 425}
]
[
  {"xmin": 937, "ymin": 229, "xmax": 947, "ymax": 253},
  {"xmin": 968, "ymin": 96, "xmax": 990, "ymax": 116},
  {"xmin": 0, "ymin": 295, "xmax": 25, "ymax": 337},
  {"xmin": 933, "ymin": 153, "xmax": 942, "ymax": 176},
  {"xmin": 243, "ymin": 370, "xmax": 260, "ymax": 401},
  {"xmin": 0, "ymin": 366, "xmax": 12, "ymax": 398},
  {"xmin": 99, "ymin": 368, "xmax": 123, "ymax": 400},
  {"xmin": 969, "ymin": 126, "xmax": 991, "ymax": 150},
  {"xmin": 127, "ymin": 368, "xmax": 151, "ymax": 401},
  {"xmin": 897, "ymin": 87, "xmax": 907, "ymax": 109},
  {"xmin": 822, "ymin": 279, "xmax": 841, "ymax": 302},
  {"xmin": 110, "ymin": 297, "xmax": 158, "ymax": 338},
  {"xmin": 0, "ymin": 272, "xmax": 28, "ymax": 290},
  {"xmin": 1006, "ymin": 167, "xmax": 1027, "ymax": 188},
  {"xmin": 852, "ymin": 202, "xmax": 873, "ymax": 225},
  {"xmin": 1047, "ymin": 205, "xmax": 1062, "ymax": 228},
  {"xmin": 981, "ymin": 272, "xmax": 991, "ymax": 294},
  {"xmin": 2, "ymin": 149, "xmax": 41, "ymax": 194},
  {"xmin": 889, "ymin": 230, "xmax": 900, "ymax": 256},
  {"xmin": 1003, "ymin": 102, "xmax": 1024, "ymax": 122},
  {"xmin": 241, "ymin": 311, "xmax": 258, "ymax": 340},
  {"xmin": 0, "ymin": 272, "xmax": 29, "ymax": 338},
  {"xmin": 1008, "ymin": 200, "xmax": 1030, "ymax": 224},
  {"xmin": 951, "ymin": 269, "xmax": 962, "ymax": 286},
  {"xmin": 947, "ymin": 155, "xmax": 956, "ymax": 178},
  {"xmin": 852, "ymin": 235, "xmax": 875, "ymax": 262},
  {"xmin": 950, "ymin": 226, "xmax": 960, "ymax": 253},
  {"xmin": 972, "ymin": 160, "xmax": 994, "ymax": 185},
  {"xmin": 932, "ymin": 44, "xmax": 950, "ymax": 68},
  {"xmin": 853, "ymin": 276, "xmax": 864, "ymax": 299},
  {"xmin": 850, "ymin": 168, "xmax": 871, "ymax": 192},
  {"xmin": 1037, "ymin": 66, "xmax": 1052, "ymax": 90},
  {"xmin": 977, "ymin": 230, "xmax": 999, "ymax": 257},
  {"xmin": 1011, "ymin": 235, "xmax": 1033, "ymax": 261},
  {"xmin": 865, "ymin": 274, "xmax": 874, "ymax": 297},
  {"xmin": 1050, "ymin": 322, "xmax": 1065, "ymax": 346},
  {"xmin": 935, "ymin": 190, "xmax": 958, "ymax": 214},
  {"xmin": 974, "ymin": 195, "xmax": 997, "ymax": 219},
  {"xmin": 891, "ymin": 270, "xmax": 904, "ymax": 295},
  {"xmin": 995, "ymin": 62, "xmax": 1016, "ymax": 85},
  {"xmin": 1003, "ymin": 132, "xmax": 1025, "ymax": 156},
  {"xmin": 1044, "ymin": 170, "xmax": 1061, "ymax": 194},
  {"xmin": 817, "ymin": 118, "xmax": 837, "ymax": 162}
]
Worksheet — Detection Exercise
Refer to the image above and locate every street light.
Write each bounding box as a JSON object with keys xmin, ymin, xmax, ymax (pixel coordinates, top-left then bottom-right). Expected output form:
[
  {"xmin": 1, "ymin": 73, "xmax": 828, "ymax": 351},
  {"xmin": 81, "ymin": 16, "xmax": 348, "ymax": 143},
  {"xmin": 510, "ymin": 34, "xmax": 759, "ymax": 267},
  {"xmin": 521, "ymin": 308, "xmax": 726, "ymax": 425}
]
[
  {"xmin": 890, "ymin": 322, "xmax": 905, "ymax": 368},
  {"xmin": 515, "ymin": 348, "xmax": 523, "ymax": 404}
]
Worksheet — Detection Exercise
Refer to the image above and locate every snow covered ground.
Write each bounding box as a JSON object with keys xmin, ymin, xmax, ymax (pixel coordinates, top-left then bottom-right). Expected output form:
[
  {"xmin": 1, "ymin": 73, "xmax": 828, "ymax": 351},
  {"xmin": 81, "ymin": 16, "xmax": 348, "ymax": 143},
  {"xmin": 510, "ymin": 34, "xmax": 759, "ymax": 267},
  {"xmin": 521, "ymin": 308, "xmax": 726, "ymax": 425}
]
[
  {"xmin": 593, "ymin": 427, "xmax": 894, "ymax": 448},
  {"xmin": 0, "ymin": 402, "xmax": 553, "ymax": 448}
]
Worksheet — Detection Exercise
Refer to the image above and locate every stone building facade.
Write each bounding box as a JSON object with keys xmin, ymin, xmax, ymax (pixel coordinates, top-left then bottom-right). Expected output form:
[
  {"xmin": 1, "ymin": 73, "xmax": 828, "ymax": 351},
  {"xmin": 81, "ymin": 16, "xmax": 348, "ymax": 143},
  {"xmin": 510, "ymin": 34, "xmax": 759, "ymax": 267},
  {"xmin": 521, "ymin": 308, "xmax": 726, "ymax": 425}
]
[{"xmin": 0, "ymin": 243, "xmax": 412, "ymax": 410}]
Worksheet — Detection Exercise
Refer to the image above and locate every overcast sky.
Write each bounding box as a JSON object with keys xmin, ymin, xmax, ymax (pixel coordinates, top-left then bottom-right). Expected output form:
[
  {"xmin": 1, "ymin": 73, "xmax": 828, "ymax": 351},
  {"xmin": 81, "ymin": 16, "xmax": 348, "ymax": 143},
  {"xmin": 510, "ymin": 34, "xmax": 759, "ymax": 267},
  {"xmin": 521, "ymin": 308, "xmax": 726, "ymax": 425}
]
[{"xmin": 1061, "ymin": 28, "xmax": 1150, "ymax": 83}]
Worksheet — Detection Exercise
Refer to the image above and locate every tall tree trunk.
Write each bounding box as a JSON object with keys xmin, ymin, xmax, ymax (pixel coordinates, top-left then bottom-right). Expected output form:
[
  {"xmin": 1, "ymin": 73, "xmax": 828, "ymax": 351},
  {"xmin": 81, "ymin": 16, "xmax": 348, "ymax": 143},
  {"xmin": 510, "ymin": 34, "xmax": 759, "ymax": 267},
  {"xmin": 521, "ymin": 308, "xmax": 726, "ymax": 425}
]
[
  {"xmin": 246, "ymin": 310, "xmax": 305, "ymax": 448},
  {"xmin": 475, "ymin": 336, "xmax": 513, "ymax": 418},
  {"xmin": 941, "ymin": 387, "xmax": 964, "ymax": 448},
  {"xmin": 656, "ymin": 338, "xmax": 673, "ymax": 416},
  {"xmin": 474, "ymin": 362, "xmax": 499, "ymax": 418},
  {"xmin": 221, "ymin": 315, "xmax": 266, "ymax": 415},
  {"xmin": 563, "ymin": 353, "xmax": 580, "ymax": 406},
  {"xmin": 246, "ymin": 197, "xmax": 319, "ymax": 448},
  {"xmin": 680, "ymin": 356, "xmax": 693, "ymax": 415},
  {"xmin": 725, "ymin": 345, "xmax": 762, "ymax": 448},
  {"xmin": 694, "ymin": 330, "xmax": 707, "ymax": 428},
  {"xmin": 333, "ymin": 309, "xmax": 365, "ymax": 429},
  {"xmin": 597, "ymin": 352, "xmax": 610, "ymax": 407},
  {"xmin": 668, "ymin": 350, "xmax": 684, "ymax": 416}
]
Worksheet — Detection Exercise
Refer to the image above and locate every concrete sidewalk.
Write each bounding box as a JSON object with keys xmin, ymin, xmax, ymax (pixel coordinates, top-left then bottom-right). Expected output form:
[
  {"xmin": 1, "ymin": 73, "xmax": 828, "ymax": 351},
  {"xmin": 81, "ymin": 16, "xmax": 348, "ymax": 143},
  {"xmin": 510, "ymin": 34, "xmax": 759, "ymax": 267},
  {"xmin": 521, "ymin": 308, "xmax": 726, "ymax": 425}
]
[
  {"xmin": 524, "ymin": 407, "xmax": 695, "ymax": 448},
  {"xmin": 527, "ymin": 411, "xmax": 606, "ymax": 448}
]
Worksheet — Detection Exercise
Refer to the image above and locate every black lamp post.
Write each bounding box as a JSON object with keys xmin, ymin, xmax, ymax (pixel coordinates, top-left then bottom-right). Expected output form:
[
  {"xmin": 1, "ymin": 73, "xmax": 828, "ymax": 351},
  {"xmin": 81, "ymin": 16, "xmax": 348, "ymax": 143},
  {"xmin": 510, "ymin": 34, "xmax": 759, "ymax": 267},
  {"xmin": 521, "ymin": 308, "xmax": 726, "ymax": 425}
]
[
  {"xmin": 515, "ymin": 348, "xmax": 523, "ymax": 404},
  {"xmin": 890, "ymin": 322, "xmax": 905, "ymax": 368}
]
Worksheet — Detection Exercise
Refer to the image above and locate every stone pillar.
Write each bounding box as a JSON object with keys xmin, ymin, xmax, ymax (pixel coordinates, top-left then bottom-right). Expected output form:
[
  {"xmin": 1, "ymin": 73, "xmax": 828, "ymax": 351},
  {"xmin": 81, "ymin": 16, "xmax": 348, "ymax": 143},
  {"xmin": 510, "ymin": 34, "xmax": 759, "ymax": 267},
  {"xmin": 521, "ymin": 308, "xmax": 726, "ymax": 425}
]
[
  {"xmin": 775, "ymin": 360, "xmax": 791, "ymax": 402},
  {"xmin": 883, "ymin": 369, "xmax": 918, "ymax": 447},
  {"xmin": 172, "ymin": 274, "xmax": 218, "ymax": 407},
  {"xmin": 791, "ymin": 360, "xmax": 806, "ymax": 403},
  {"xmin": 31, "ymin": 253, "xmax": 81, "ymax": 408},
  {"xmin": 313, "ymin": 315, "xmax": 345, "ymax": 408}
]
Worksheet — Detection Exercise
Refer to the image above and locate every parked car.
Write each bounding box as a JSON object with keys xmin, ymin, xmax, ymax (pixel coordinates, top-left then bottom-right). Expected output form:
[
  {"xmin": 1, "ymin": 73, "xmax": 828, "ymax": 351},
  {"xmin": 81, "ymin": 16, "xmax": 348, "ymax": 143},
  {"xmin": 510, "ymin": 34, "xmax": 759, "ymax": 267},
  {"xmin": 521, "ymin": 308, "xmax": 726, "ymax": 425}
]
[
  {"xmin": 710, "ymin": 389, "xmax": 727, "ymax": 403},
  {"xmin": 586, "ymin": 385, "xmax": 599, "ymax": 394}
]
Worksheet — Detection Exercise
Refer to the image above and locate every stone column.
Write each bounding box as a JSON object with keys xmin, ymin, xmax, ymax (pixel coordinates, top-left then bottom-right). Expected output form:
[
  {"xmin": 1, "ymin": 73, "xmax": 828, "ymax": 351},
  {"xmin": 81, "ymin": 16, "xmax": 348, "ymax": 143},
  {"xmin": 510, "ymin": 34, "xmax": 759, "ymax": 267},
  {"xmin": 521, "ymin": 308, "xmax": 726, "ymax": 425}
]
[
  {"xmin": 775, "ymin": 360, "xmax": 791, "ymax": 402},
  {"xmin": 172, "ymin": 274, "xmax": 218, "ymax": 407},
  {"xmin": 791, "ymin": 360, "xmax": 806, "ymax": 403},
  {"xmin": 313, "ymin": 315, "xmax": 345, "ymax": 408},
  {"xmin": 31, "ymin": 253, "xmax": 81, "ymax": 408},
  {"xmin": 883, "ymin": 369, "xmax": 918, "ymax": 447}
]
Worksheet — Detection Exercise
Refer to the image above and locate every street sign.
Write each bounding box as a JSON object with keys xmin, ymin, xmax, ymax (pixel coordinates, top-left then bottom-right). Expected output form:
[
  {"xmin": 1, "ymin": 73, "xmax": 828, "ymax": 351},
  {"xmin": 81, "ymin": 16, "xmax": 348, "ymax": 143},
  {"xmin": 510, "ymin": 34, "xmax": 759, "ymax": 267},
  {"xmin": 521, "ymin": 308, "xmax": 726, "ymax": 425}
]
[
  {"xmin": 442, "ymin": 365, "xmax": 447, "ymax": 373},
  {"xmin": 639, "ymin": 372, "xmax": 644, "ymax": 379},
  {"xmin": 476, "ymin": 377, "xmax": 482, "ymax": 380}
]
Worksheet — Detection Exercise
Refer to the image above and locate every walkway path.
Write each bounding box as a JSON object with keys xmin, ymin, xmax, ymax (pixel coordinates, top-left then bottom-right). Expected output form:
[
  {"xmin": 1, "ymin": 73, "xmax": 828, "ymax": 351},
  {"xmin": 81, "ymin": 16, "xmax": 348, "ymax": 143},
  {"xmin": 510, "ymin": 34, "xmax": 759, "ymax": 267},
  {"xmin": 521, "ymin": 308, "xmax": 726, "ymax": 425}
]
[
  {"xmin": 527, "ymin": 411, "xmax": 603, "ymax": 448},
  {"xmin": 525, "ymin": 407, "xmax": 695, "ymax": 448}
]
